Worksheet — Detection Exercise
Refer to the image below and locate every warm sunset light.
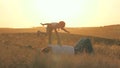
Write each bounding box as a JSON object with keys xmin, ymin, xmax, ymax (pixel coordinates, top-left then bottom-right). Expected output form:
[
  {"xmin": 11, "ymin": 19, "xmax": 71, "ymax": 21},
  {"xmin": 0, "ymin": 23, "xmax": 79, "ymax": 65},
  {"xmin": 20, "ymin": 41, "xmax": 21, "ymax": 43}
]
[
  {"xmin": 33, "ymin": 0, "xmax": 82, "ymax": 21},
  {"xmin": 0, "ymin": 0, "xmax": 120, "ymax": 28}
]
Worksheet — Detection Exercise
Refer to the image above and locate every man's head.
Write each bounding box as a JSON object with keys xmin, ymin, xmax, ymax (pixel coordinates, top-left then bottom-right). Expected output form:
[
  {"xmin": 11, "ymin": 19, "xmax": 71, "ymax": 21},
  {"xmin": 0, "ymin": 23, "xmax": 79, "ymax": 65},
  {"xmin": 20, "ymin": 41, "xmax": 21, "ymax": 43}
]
[{"xmin": 58, "ymin": 21, "xmax": 65, "ymax": 28}]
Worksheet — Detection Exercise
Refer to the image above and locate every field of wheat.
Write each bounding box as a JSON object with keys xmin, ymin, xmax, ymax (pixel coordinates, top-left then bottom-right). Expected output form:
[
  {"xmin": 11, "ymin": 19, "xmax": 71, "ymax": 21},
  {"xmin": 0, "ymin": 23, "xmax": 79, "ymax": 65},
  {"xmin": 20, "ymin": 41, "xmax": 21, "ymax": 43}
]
[{"xmin": 0, "ymin": 32, "xmax": 120, "ymax": 68}]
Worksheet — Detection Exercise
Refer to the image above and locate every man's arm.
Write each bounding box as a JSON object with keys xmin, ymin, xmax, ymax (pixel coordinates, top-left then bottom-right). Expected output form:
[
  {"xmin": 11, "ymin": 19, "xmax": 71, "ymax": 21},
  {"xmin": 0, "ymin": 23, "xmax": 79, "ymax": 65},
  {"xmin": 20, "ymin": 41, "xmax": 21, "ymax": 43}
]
[
  {"xmin": 61, "ymin": 28, "xmax": 70, "ymax": 33},
  {"xmin": 54, "ymin": 29, "xmax": 61, "ymax": 45}
]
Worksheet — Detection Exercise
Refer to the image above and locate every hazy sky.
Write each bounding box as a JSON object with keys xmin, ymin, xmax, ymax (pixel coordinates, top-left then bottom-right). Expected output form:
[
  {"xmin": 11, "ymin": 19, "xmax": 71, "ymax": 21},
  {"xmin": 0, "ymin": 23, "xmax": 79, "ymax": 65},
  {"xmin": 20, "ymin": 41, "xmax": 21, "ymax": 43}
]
[{"xmin": 0, "ymin": 0, "xmax": 120, "ymax": 28}]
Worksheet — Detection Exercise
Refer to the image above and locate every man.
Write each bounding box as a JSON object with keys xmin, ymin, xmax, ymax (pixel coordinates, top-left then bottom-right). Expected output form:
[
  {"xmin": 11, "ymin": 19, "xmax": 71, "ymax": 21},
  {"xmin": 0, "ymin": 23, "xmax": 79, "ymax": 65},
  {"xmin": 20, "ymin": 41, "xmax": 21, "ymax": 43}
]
[
  {"xmin": 41, "ymin": 45, "xmax": 74, "ymax": 55},
  {"xmin": 41, "ymin": 38, "xmax": 94, "ymax": 55},
  {"xmin": 41, "ymin": 21, "xmax": 70, "ymax": 46}
]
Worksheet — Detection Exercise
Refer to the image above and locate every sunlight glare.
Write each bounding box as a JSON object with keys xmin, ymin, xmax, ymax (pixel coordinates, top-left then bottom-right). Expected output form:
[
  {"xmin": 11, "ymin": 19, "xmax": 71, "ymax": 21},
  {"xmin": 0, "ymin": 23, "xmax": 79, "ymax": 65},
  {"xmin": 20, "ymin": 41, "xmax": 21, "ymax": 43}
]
[{"xmin": 33, "ymin": 0, "xmax": 83, "ymax": 22}]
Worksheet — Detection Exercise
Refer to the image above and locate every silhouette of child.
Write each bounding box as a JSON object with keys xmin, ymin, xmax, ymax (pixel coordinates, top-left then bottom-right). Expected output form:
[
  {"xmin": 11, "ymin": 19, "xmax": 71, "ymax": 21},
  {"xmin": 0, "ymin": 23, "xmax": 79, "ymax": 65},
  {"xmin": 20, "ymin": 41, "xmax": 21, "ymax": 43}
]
[{"xmin": 41, "ymin": 21, "xmax": 70, "ymax": 46}]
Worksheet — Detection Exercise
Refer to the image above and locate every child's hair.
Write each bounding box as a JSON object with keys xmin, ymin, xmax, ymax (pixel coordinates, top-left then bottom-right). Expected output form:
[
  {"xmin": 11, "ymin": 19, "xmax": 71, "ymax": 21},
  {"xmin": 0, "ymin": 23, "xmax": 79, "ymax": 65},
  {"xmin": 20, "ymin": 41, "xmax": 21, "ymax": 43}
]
[{"xmin": 59, "ymin": 21, "xmax": 65, "ymax": 27}]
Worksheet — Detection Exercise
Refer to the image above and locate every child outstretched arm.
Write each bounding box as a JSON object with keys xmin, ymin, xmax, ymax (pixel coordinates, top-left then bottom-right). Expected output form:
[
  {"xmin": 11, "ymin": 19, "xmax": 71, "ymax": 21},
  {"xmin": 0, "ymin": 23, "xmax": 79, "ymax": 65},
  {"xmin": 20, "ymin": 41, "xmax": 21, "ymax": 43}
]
[
  {"xmin": 40, "ymin": 23, "xmax": 50, "ymax": 26},
  {"xmin": 61, "ymin": 28, "xmax": 70, "ymax": 33}
]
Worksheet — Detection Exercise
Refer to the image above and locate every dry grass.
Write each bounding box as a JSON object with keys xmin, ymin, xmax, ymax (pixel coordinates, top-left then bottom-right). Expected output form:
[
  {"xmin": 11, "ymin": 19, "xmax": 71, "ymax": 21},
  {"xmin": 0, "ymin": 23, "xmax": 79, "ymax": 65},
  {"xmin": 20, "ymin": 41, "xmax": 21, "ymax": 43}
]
[
  {"xmin": 0, "ymin": 32, "xmax": 120, "ymax": 68},
  {"xmin": 0, "ymin": 24, "xmax": 120, "ymax": 40},
  {"xmin": 66, "ymin": 26, "xmax": 120, "ymax": 40}
]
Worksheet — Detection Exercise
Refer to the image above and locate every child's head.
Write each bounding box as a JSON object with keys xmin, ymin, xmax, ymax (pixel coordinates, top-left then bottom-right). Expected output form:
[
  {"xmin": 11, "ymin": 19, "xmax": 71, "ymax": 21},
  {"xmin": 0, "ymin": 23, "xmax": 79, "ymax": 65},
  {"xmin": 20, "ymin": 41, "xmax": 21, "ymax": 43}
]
[{"xmin": 58, "ymin": 21, "xmax": 65, "ymax": 28}]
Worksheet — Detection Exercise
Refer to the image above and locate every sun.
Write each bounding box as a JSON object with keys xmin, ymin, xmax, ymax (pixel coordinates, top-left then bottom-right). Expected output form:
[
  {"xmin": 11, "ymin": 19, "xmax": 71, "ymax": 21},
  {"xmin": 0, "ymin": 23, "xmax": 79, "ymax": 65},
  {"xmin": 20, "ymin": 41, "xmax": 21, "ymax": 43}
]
[{"xmin": 33, "ymin": 0, "xmax": 83, "ymax": 22}]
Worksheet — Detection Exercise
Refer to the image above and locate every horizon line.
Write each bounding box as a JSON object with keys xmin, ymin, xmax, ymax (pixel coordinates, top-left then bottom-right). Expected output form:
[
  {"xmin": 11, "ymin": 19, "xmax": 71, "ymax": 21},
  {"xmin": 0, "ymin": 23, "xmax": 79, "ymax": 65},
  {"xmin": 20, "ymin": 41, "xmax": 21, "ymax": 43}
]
[{"xmin": 0, "ymin": 24, "xmax": 119, "ymax": 29}]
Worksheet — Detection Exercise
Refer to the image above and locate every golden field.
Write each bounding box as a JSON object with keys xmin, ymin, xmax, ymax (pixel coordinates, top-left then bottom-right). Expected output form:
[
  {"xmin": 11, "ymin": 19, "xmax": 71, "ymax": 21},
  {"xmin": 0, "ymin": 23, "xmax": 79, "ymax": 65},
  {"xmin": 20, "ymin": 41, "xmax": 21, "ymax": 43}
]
[{"xmin": 0, "ymin": 25, "xmax": 120, "ymax": 68}]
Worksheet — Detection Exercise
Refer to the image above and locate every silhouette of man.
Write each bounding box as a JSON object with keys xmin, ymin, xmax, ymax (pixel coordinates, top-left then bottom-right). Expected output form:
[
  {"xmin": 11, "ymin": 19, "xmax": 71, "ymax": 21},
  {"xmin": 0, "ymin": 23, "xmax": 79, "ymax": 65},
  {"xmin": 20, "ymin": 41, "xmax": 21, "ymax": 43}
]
[{"xmin": 41, "ymin": 21, "xmax": 70, "ymax": 46}]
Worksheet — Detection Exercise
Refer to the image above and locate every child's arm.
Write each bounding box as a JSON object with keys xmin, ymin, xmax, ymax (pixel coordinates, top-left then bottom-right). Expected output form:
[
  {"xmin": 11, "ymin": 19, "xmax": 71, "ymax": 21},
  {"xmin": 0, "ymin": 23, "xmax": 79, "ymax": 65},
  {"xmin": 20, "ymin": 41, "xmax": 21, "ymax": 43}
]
[
  {"xmin": 61, "ymin": 28, "xmax": 70, "ymax": 33},
  {"xmin": 40, "ymin": 23, "xmax": 50, "ymax": 26}
]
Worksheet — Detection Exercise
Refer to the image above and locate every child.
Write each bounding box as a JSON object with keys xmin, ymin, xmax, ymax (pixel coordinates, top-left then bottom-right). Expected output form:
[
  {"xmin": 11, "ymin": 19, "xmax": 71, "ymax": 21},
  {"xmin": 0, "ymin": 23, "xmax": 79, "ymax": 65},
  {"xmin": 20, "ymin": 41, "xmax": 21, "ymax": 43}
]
[{"xmin": 41, "ymin": 21, "xmax": 70, "ymax": 46}]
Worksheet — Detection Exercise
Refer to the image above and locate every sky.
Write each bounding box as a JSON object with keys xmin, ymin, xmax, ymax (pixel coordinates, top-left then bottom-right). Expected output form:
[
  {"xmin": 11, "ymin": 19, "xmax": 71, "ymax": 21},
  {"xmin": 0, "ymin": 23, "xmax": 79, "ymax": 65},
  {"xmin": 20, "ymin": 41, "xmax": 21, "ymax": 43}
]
[{"xmin": 0, "ymin": 0, "xmax": 120, "ymax": 28}]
